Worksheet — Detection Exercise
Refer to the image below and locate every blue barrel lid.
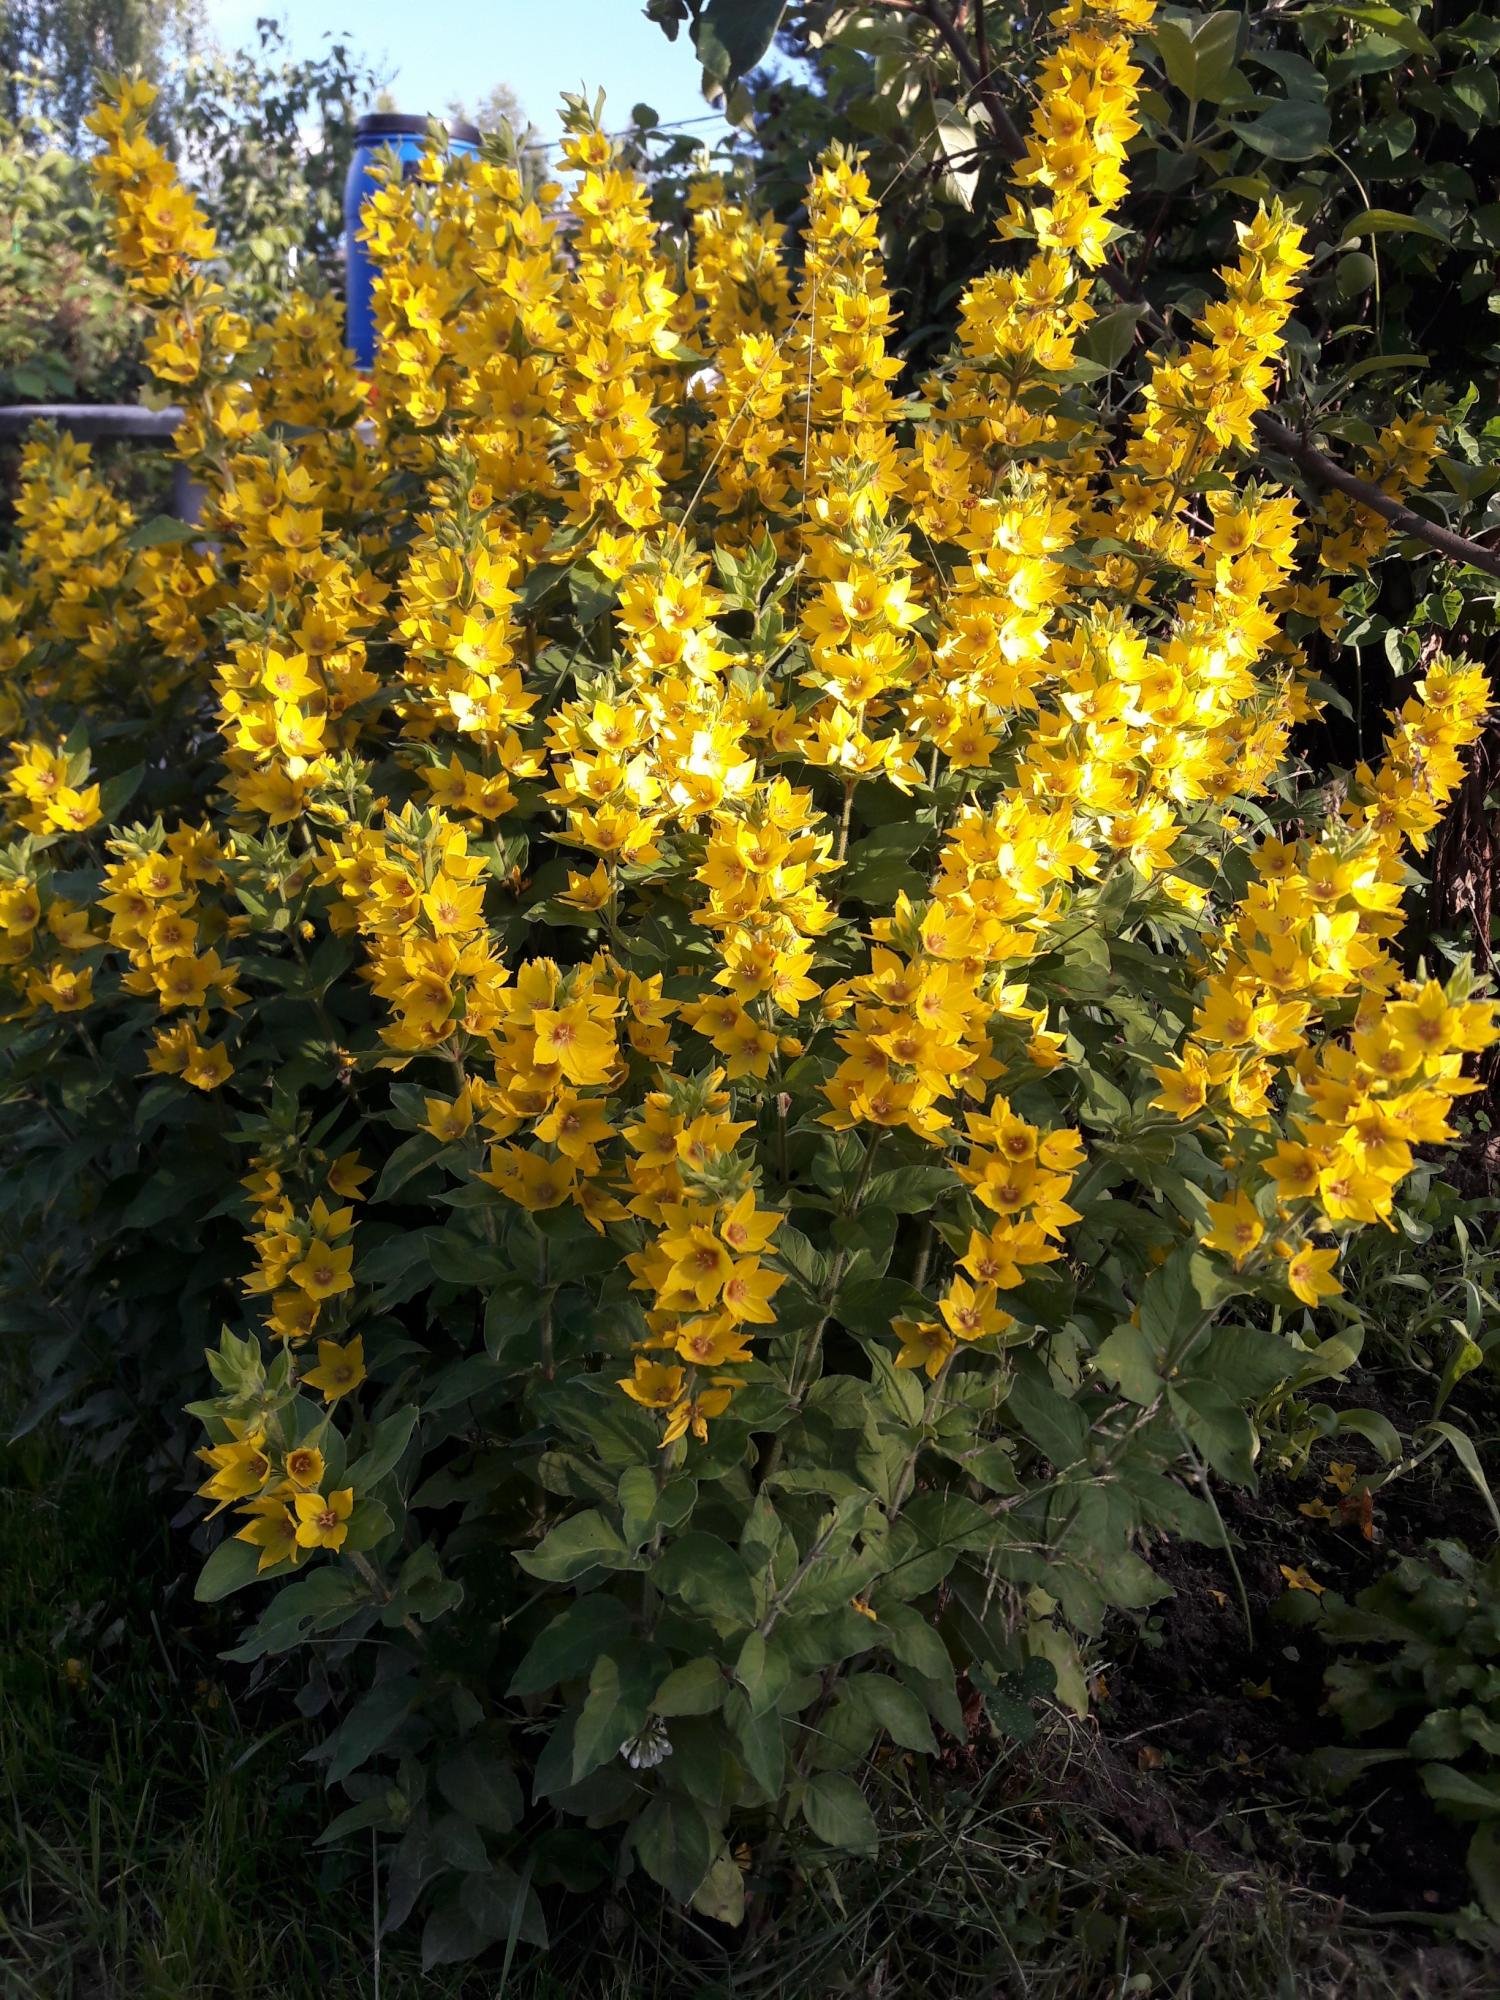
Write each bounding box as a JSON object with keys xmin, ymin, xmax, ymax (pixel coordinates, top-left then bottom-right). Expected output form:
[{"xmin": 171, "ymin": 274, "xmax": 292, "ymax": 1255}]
[{"xmin": 354, "ymin": 112, "xmax": 482, "ymax": 147}]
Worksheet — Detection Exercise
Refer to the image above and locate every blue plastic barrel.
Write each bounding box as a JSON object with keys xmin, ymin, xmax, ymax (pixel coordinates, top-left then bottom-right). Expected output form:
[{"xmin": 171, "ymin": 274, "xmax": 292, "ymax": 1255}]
[{"xmin": 343, "ymin": 113, "xmax": 482, "ymax": 369}]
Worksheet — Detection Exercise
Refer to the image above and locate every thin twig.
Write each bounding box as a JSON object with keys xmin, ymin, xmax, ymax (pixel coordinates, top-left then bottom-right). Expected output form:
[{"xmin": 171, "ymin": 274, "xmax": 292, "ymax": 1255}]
[{"xmin": 917, "ymin": 0, "xmax": 1027, "ymax": 159}]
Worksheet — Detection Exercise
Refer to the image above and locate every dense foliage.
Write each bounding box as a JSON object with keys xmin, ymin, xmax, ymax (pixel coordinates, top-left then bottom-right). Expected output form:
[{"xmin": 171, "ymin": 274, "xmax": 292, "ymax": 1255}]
[
  {"xmin": 1294, "ymin": 1538, "xmax": 1500, "ymax": 1913},
  {"xmin": 0, "ymin": 103, "xmax": 139, "ymax": 402},
  {"xmin": 3, "ymin": 0, "xmax": 1499, "ymax": 1961}
]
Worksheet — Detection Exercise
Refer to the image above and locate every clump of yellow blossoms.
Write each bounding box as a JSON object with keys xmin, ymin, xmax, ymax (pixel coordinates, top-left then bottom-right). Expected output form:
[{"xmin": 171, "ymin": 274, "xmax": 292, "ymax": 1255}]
[{"xmin": 2, "ymin": 0, "xmax": 1494, "ymax": 1933}]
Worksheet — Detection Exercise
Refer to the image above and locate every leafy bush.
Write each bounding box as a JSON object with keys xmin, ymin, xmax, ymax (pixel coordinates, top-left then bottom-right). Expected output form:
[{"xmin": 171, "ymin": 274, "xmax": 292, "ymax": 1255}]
[
  {"xmin": 0, "ymin": 108, "xmax": 139, "ymax": 403},
  {"xmin": 3, "ymin": 0, "xmax": 1499, "ymax": 1961},
  {"xmin": 1297, "ymin": 1541, "xmax": 1500, "ymax": 1919}
]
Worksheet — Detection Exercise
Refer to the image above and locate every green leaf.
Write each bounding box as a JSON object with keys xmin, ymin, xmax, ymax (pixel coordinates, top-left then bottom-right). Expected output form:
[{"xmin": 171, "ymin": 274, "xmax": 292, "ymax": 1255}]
[
  {"xmin": 509, "ymin": 1595, "xmax": 633, "ymax": 1695},
  {"xmin": 373, "ymin": 1133, "xmax": 445, "ymax": 1201},
  {"xmin": 734, "ymin": 1629, "xmax": 793, "ymax": 1718},
  {"xmin": 1424, "ymin": 1421, "xmax": 1500, "ymax": 1538},
  {"xmin": 1334, "ymin": 1408, "xmax": 1402, "ymax": 1463},
  {"xmin": 1231, "ymin": 97, "xmax": 1330, "ymax": 159},
  {"xmin": 436, "ymin": 1739, "xmax": 522, "ymax": 1831},
  {"xmin": 800, "ymin": 1771, "xmax": 878, "ymax": 1857},
  {"xmin": 1006, "ymin": 1356, "xmax": 1089, "ymax": 1469},
  {"xmin": 1341, "ymin": 207, "xmax": 1450, "ymax": 246},
  {"xmin": 1094, "ymin": 1324, "xmax": 1162, "ymax": 1405},
  {"xmin": 1421, "ymin": 1763, "xmax": 1500, "ymax": 1816},
  {"xmin": 1304, "ymin": 4, "xmax": 1433, "ymax": 56},
  {"xmin": 225, "ymin": 1566, "xmax": 364, "ymax": 1660},
  {"xmin": 632, "ymin": 1794, "xmax": 716, "ymax": 1903},
  {"xmin": 342, "ymin": 1497, "xmax": 394, "ymax": 1553},
  {"xmin": 654, "ymin": 1532, "xmax": 757, "ymax": 1629},
  {"xmin": 1153, "ymin": 11, "xmax": 1243, "ymax": 103},
  {"xmin": 1079, "ymin": 303, "xmax": 1145, "ymax": 371},
  {"xmin": 128, "ymin": 513, "xmax": 199, "ymax": 550},
  {"xmin": 345, "ymin": 1407, "xmax": 417, "ymax": 1490},
  {"xmin": 652, "ymin": 1657, "xmax": 727, "ymax": 1716},
  {"xmin": 847, "ymin": 1673, "xmax": 937, "ymax": 1754},
  {"xmin": 326, "ymin": 1679, "xmax": 418, "ymax": 1785},
  {"xmin": 692, "ymin": 0, "xmax": 787, "ymax": 93},
  {"xmin": 1138, "ymin": 1249, "xmax": 1200, "ymax": 1349},
  {"xmin": 195, "ymin": 1535, "xmax": 265, "ymax": 1602},
  {"xmin": 1193, "ymin": 1325, "xmax": 1293, "ymax": 1401},
  {"xmin": 572, "ymin": 1651, "xmax": 659, "ymax": 1782},
  {"xmin": 876, "ymin": 1600, "xmax": 953, "ymax": 1683},
  {"xmin": 1468, "ymin": 1821, "xmax": 1500, "ymax": 1923},
  {"xmin": 566, "ymin": 561, "xmax": 616, "ymax": 624},
  {"xmin": 421, "ymin": 1864, "xmax": 547, "ymax": 1967},
  {"xmin": 1170, "ymin": 1382, "xmax": 1255, "ymax": 1484},
  {"xmin": 726, "ymin": 1690, "xmax": 785, "ymax": 1797},
  {"xmin": 514, "ymin": 1508, "xmax": 636, "ymax": 1583},
  {"xmin": 925, "ymin": 97, "xmax": 978, "ymax": 210},
  {"xmin": 865, "ymin": 1163, "xmax": 957, "ymax": 1213}
]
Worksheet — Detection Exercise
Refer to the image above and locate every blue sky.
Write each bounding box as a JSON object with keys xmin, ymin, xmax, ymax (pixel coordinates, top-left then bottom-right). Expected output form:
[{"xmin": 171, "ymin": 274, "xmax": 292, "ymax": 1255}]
[{"xmin": 204, "ymin": 0, "xmax": 734, "ymax": 144}]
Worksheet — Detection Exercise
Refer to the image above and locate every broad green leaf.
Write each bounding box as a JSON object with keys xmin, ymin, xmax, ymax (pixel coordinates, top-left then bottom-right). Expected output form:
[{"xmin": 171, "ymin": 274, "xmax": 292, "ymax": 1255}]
[
  {"xmin": 128, "ymin": 513, "xmax": 199, "ymax": 549},
  {"xmin": 515, "ymin": 1508, "xmax": 636, "ymax": 1583},
  {"xmin": 735, "ymin": 1629, "xmax": 793, "ymax": 1718},
  {"xmin": 509, "ymin": 1595, "xmax": 633, "ymax": 1695},
  {"xmin": 572, "ymin": 1651, "xmax": 659, "ymax": 1783},
  {"xmin": 436, "ymin": 1739, "xmax": 522, "ymax": 1831},
  {"xmin": 1231, "ymin": 97, "xmax": 1330, "ymax": 159},
  {"xmin": 1421, "ymin": 1763, "xmax": 1500, "ymax": 1815},
  {"xmin": 326, "ymin": 1679, "xmax": 418, "ymax": 1785},
  {"xmin": 654, "ymin": 1532, "xmax": 757, "ymax": 1629},
  {"xmin": 342, "ymin": 1497, "xmax": 394, "ymax": 1553},
  {"xmin": 800, "ymin": 1770, "xmax": 878, "ymax": 1857},
  {"xmin": 195, "ymin": 1535, "xmax": 266, "ymax": 1602},
  {"xmin": 926, "ymin": 97, "xmax": 979, "ymax": 210},
  {"xmin": 847, "ymin": 1672, "xmax": 936, "ymax": 1754},
  {"xmin": 420, "ymin": 1865, "xmax": 547, "ymax": 1967},
  {"xmin": 693, "ymin": 0, "xmax": 787, "ymax": 92},
  {"xmin": 1094, "ymin": 1324, "xmax": 1162, "ymax": 1405},
  {"xmin": 345, "ymin": 1406, "xmax": 417, "ymax": 1490},
  {"xmin": 1153, "ymin": 11, "xmax": 1243, "ymax": 103},
  {"xmin": 1169, "ymin": 1381, "xmax": 1255, "ymax": 1484},
  {"xmin": 652, "ymin": 1656, "xmax": 727, "ymax": 1716},
  {"xmin": 1193, "ymin": 1325, "xmax": 1293, "ymax": 1401},
  {"xmin": 1341, "ymin": 207, "xmax": 1450, "ymax": 246},
  {"xmin": 876, "ymin": 1600, "xmax": 953, "ymax": 1683},
  {"xmin": 725, "ymin": 1690, "xmax": 786, "ymax": 1797},
  {"xmin": 632, "ymin": 1793, "xmax": 716, "ymax": 1903}
]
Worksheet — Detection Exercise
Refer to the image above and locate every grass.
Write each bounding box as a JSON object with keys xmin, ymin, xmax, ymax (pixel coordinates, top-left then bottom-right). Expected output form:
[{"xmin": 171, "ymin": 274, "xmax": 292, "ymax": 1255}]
[
  {"xmin": 0, "ymin": 1420, "xmax": 473, "ymax": 2000},
  {"xmin": 4, "ymin": 1409, "xmax": 1498, "ymax": 1999}
]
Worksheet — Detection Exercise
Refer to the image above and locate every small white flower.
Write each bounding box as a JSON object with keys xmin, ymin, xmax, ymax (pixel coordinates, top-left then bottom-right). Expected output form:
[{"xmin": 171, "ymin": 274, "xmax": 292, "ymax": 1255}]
[{"xmin": 622, "ymin": 1718, "xmax": 673, "ymax": 1770}]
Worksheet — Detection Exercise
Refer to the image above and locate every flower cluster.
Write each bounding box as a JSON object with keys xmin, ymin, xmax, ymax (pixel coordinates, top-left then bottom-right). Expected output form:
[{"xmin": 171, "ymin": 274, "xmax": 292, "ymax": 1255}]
[{"xmin": 0, "ymin": 45, "xmax": 1494, "ymax": 1936}]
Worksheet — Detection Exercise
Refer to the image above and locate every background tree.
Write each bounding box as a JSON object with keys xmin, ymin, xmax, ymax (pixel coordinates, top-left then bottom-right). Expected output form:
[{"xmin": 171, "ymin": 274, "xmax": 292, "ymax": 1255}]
[{"xmin": 1, "ymin": 0, "xmax": 204, "ymax": 145}]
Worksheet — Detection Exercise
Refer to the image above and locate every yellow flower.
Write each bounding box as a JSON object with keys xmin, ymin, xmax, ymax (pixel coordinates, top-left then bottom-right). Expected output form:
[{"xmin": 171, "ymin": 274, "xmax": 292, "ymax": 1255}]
[
  {"xmin": 293, "ymin": 1487, "xmax": 355, "ymax": 1551},
  {"xmin": 1202, "ymin": 1191, "xmax": 1263, "ymax": 1265},
  {"xmin": 284, "ymin": 1444, "xmax": 326, "ymax": 1491},
  {"xmin": 303, "ymin": 1336, "xmax": 366, "ymax": 1402},
  {"xmin": 1283, "ymin": 1244, "xmax": 1342, "ymax": 1309},
  {"xmin": 893, "ymin": 1317, "xmax": 955, "ymax": 1379},
  {"xmin": 288, "ymin": 1239, "xmax": 355, "ymax": 1301},
  {"xmin": 619, "ymin": 1358, "xmax": 685, "ymax": 1410}
]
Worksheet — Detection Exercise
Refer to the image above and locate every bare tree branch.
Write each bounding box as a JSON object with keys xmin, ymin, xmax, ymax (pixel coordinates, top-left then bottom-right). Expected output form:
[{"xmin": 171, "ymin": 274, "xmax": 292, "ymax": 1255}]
[
  {"xmin": 1253, "ymin": 413, "xmax": 1500, "ymax": 583},
  {"xmin": 1092, "ymin": 256, "xmax": 1500, "ymax": 581}
]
